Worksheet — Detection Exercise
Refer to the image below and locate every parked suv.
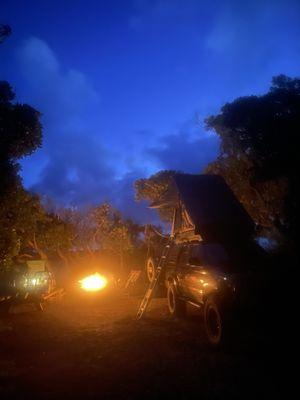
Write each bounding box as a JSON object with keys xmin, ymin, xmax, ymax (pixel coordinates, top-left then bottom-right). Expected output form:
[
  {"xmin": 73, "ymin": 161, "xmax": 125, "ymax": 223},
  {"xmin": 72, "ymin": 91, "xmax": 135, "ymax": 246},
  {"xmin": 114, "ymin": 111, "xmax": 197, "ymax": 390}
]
[
  {"xmin": 144, "ymin": 174, "xmax": 272, "ymax": 346},
  {"xmin": 164, "ymin": 240, "xmax": 269, "ymax": 345}
]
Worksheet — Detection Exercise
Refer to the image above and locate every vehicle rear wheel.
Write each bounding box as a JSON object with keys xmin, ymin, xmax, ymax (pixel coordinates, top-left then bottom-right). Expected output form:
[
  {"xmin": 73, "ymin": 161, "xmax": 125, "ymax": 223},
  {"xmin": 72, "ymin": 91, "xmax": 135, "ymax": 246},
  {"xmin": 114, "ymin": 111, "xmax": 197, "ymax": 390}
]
[
  {"xmin": 146, "ymin": 257, "xmax": 156, "ymax": 283},
  {"xmin": 203, "ymin": 297, "xmax": 224, "ymax": 346},
  {"xmin": 167, "ymin": 284, "xmax": 186, "ymax": 318}
]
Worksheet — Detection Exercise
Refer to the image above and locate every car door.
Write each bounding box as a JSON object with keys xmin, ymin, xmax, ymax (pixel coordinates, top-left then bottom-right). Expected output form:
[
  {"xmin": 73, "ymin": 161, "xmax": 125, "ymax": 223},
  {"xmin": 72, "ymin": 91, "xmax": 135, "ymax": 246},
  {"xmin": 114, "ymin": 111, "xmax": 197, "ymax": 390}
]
[
  {"xmin": 164, "ymin": 242, "xmax": 182, "ymax": 283},
  {"xmin": 175, "ymin": 244, "xmax": 191, "ymax": 297},
  {"xmin": 180, "ymin": 243, "xmax": 214, "ymax": 305}
]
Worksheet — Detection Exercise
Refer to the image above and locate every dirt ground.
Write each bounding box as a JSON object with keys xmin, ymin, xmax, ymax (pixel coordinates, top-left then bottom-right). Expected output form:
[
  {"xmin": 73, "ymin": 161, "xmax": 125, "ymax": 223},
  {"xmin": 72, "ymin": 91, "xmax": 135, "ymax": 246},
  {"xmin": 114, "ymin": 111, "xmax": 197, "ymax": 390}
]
[{"xmin": 0, "ymin": 288, "xmax": 286, "ymax": 399}]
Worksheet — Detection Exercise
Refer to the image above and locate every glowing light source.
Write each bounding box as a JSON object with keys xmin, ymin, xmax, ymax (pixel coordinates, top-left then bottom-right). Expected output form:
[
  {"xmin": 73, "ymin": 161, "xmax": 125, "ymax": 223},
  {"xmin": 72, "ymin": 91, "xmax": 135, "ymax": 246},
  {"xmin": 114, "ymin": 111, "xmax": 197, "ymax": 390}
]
[{"xmin": 79, "ymin": 273, "xmax": 107, "ymax": 292}]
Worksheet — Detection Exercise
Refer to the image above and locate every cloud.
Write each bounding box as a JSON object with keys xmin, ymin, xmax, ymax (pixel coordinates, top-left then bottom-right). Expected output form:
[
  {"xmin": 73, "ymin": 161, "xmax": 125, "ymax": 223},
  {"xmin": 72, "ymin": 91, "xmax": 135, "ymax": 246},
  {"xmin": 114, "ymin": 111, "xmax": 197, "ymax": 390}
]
[
  {"xmin": 17, "ymin": 37, "xmax": 99, "ymax": 128},
  {"xmin": 111, "ymin": 171, "xmax": 160, "ymax": 224},
  {"xmin": 32, "ymin": 136, "xmax": 114, "ymax": 205},
  {"xmin": 146, "ymin": 131, "xmax": 219, "ymax": 174},
  {"xmin": 15, "ymin": 37, "xmax": 166, "ymax": 222},
  {"xmin": 17, "ymin": 38, "xmax": 113, "ymax": 204},
  {"xmin": 17, "ymin": 37, "xmax": 219, "ymax": 221},
  {"xmin": 204, "ymin": 0, "xmax": 300, "ymax": 94}
]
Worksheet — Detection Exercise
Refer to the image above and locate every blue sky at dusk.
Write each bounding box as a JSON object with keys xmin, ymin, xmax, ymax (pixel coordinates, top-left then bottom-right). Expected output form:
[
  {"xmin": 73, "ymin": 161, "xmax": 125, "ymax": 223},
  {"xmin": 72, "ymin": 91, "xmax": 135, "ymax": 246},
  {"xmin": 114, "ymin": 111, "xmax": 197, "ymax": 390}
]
[{"xmin": 1, "ymin": 0, "xmax": 300, "ymax": 222}]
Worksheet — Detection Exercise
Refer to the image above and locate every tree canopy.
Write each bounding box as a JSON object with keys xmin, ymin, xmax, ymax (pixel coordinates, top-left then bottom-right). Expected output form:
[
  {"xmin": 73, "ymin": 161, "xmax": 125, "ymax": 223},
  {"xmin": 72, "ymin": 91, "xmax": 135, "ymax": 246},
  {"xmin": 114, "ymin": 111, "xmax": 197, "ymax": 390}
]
[
  {"xmin": 0, "ymin": 80, "xmax": 43, "ymax": 268},
  {"xmin": 0, "ymin": 81, "xmax": 42, "ymax": 161},
  {"xmin": 135, "ymin": 170, "xmax": 177, "ymax": 222},
  {"xmin": 205, "ymin": 75, "xmax": 299, "ymax": 250},
  {"xmin": 84, "ymin": 203, "xmax": 142, "ymax": 266},
  {"xmin": 0, "ymin": 24, "xmax": 11, "ymax": 43},
  {"xmin": 0, "ymin": 81, "xmax": 42, "ymax": 200},
  {"xmin": 0, "ymin": 27, "xmax": 79, "ymax": 273}
]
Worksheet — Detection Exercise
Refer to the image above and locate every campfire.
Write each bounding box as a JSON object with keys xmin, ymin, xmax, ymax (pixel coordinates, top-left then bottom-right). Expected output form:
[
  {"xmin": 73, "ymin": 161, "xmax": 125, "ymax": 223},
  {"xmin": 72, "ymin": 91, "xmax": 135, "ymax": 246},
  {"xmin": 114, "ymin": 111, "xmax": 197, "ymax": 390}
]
[{"xmin": 79, "ymin": 273, "xmax": 108, "ymax": 292}]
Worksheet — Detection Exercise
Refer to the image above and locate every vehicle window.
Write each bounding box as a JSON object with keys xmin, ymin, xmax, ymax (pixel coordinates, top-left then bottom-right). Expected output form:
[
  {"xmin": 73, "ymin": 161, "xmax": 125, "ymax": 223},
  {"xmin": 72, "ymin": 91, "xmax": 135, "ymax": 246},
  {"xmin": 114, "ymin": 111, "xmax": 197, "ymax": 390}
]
[
  {"xmin": 189, "ymin": 244, "xmax": 205, "ymax": 265},
  {"xmin": 177, "ymin": 246, "xmax": 189, "ymax": 267},
  {"xmin": 191, "ymin": 243, "xmax": 229, "ymax": 267},
  {"xmin": 167, "ymin": 245, "xmax": 181, "ymax": 268},
  {"xmin": 203, "ymin": 244, "xmax": 229, "ymax": 266}
]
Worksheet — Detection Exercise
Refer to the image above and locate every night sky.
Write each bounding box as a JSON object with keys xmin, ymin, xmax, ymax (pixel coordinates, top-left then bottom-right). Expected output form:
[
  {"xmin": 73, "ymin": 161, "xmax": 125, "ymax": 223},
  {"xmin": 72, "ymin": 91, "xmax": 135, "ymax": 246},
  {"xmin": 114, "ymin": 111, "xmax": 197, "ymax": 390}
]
[{"xmin": 1, "ymin": 0, "xmax": 300, "ymax": 222}]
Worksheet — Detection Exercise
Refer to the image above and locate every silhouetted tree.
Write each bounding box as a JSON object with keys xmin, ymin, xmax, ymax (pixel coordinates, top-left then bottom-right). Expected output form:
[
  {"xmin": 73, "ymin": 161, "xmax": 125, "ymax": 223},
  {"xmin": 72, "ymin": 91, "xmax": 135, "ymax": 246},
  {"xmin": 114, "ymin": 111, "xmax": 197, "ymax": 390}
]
[
  {"xmin": 58, "ymin": 203, "xmax": 143, "ymax": 276},
  {"xmin": 205, "ymin": 75, "xmax": 299, "ymax": 252},
  {"xmin": 0, "ymin": 24, "xmax": 11, "ymax": 43},
  {"xmin": 0, "ymin": 78, "xmax": 42, "ymax": 267},
  {"xmin": 0, "ymin": 185, "xmax": 74, "ymax": 270},
  {"xmin": 0, "ymin": 82, "xmax": 42, "ymax": 194},
  {"xmin": 90, "ymin": 203, "xmax": 137, "ymax": 274},
  {"xmin": 0, "ymin": 31, "xmax": 74, "ymax": 271},
  {"xmin": 135, "ymin": 170, "xmax": 177, "ymax": 222}
]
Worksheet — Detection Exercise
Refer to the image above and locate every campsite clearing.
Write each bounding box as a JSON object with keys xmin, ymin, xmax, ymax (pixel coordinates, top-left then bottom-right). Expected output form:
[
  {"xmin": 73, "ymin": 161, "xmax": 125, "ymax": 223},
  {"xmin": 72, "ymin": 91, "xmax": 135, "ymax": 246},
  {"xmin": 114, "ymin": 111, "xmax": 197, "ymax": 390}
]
[{"xmin": 1, "ymin": 292, "xmax": 282, "ymax": 399}]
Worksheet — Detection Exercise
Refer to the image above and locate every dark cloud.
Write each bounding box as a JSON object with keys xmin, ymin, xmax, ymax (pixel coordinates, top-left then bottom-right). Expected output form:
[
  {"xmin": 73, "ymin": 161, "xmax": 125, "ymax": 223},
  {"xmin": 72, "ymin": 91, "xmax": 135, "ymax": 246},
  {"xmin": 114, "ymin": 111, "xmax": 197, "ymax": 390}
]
[
  {"xmin": 204, "ymin": 0, "xmax": 300, "ymax": 96},
  {"xmin": 14, "ymin": 38, "xmax": 169, "ymax": 222},
  {"xmin": 146, "ymin": 131, "xmax": 219, "ymax": 174},
  {"xmin": 17, "ymin": 38, "xmax": 117, "ymax": 207},
  {"xmin": 131, "ymin": 0, "xmax": 300, "ymax": 97},
  {"xmin": 16, "ymin": 37, "xmax": 220, "ymax": 223},
  {"xmin": 32, "ymin": 136, "xmax": 114, "ymax": 206},
  {"xmin": 110, "ymin": 171, "xmax": 160, "ymax": 224}
]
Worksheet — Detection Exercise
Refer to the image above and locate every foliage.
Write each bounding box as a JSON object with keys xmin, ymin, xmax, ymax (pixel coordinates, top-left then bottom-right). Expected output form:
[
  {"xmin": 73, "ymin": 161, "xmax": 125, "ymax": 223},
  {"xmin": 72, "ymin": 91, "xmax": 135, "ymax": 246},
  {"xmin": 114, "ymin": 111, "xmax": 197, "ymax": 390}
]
[
  {"xmin": 135, "ymin": 170, "xmax": 177, "ymax": 222},
  {"xmin": 0, "ymin": 80, "xmax": 42, "ymax": 206},
  {"xmin": 0, "ymin": 183, "xmax": 39, "ymax": 268},
  {"xmin": 28, "ymin": 213, "xmax": 74, "ymax": 259},
  {"xmin": 90, "ymin": 203, "xmax": 141, "ymax": 259},
  {"xmin": 0, "ymin": 56, "xmax": 46, "ymax": 267},
  {"xmin": 0, "ymin": 77, "xmax": 44, "ymax": 268},
  {"xmin": 0, "ymin": 24, "xmax": 11, "ymax": 43},
  {"xmin": 205, "ymin": 75, "xmax": 299, "ymax": 249},
  {"xmin": 0, "ymin": 184, "xmax": 73, "ymax": 268},
  {"xmin": 58, "ymin": 207, "xmax": 92, "ymax": 251},
  {"xmin": 0, "ymin": 29, "xmax": 73, "ymax": 269},
  {"xmin": 0, "ymin": 81, "xmax": 42, "ymax": 162},
  {"xmin": 58, "ymin": 203, "xmax": 143, "ymax": 273}
]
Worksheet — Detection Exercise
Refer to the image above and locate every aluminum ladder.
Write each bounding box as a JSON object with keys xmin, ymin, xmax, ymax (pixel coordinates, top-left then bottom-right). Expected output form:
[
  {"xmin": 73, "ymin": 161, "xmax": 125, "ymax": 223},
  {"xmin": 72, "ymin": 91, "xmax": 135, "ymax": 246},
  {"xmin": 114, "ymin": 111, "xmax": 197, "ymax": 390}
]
[{"xmin": 136, "ymin": 243, "xmax": 172, "ymax": 320}]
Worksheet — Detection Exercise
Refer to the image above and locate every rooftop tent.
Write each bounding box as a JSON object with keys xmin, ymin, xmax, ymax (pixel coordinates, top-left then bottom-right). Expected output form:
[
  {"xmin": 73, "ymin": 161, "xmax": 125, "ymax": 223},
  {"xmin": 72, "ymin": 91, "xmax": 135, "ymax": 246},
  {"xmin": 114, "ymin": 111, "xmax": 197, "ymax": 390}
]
[
  {"xmin": 172, "ymin": 174, "xmax": 255, "ymax": 242},
  {"xmin": 149, "ymin": 173, "xmax": 255, "ymax": 243}
]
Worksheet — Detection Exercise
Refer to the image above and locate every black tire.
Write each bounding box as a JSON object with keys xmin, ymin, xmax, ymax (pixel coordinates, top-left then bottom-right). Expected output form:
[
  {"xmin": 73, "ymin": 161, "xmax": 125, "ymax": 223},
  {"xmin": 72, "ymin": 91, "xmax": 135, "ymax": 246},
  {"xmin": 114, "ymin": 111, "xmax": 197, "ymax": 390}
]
[
  {"xmin": 146, "ymin": 257, "xmax": 156, "ymax": 283},
  {"xmin": 167, "ymin": 283, "xmax": 186, "ymax": 318},
  {"xmin": 203, "ymin": 296, "xmax": 225, "ymax": 346}
]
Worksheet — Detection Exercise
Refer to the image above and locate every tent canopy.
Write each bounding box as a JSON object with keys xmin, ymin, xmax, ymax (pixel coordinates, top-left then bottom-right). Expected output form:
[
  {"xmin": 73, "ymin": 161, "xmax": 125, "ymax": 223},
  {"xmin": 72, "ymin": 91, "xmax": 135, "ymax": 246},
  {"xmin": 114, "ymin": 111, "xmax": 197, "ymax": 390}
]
[{"xmin": 151, "ymin": 174, "xmax": 255, "ymax": 243}]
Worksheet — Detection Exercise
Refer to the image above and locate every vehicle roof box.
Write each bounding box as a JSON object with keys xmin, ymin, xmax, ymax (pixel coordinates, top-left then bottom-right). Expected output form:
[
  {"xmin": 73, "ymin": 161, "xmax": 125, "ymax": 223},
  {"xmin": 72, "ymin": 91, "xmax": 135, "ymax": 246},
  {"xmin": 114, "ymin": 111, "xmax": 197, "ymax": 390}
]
[{"xmin": 172, "ymin": 174, "xmax": 255, "ymax": 242}]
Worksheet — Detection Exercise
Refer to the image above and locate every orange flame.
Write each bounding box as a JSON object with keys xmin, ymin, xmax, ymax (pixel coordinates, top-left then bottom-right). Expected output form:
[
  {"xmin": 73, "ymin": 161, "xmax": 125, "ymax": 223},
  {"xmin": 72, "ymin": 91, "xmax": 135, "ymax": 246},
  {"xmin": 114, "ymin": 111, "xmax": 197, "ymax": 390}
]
[{"xmin": 79, "ymin": 273, "xmax": 107, "ymax": 292}]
